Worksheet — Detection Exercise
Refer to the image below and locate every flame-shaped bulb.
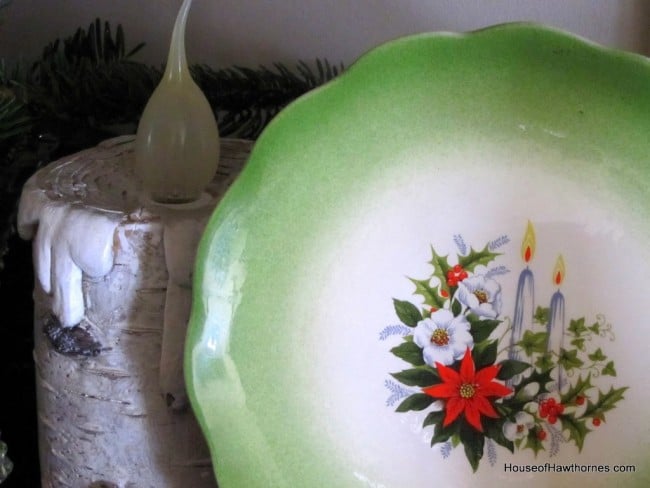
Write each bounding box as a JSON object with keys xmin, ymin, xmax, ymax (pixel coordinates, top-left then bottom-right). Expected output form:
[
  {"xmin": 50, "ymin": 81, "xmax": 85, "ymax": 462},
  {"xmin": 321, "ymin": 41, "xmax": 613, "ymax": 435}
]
[{"xmin": 134, "ymin": 0, "xmax": 219, "ymax": 203}]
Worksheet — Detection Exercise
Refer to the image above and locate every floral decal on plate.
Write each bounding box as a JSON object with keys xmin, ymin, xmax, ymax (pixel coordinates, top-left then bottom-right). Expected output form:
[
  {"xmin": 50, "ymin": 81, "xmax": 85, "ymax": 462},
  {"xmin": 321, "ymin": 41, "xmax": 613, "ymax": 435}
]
[{"xmin": 381, "ymin": 221, "xmax": 628, "ymax": 472}]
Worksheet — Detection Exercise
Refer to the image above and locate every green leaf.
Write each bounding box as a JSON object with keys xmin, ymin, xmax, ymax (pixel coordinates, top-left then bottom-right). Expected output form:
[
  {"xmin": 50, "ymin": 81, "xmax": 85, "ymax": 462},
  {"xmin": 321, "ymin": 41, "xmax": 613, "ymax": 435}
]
[
  {"xmin": 391, "ymin": 367, "xmax": 440, "ymax": 387},
  {"xmin": 472, "ymin": 340, "xmax": 497, "ymax": 369},
  {"xmin": 534, "ymin": 354, "xmax": 554, "ymax": 372},
  {"xmin": 558, "ymin": 348, "xmax": 584, "ymax": 371},
  {"xmin": 409, "ymin": 278, "xmax": 446, "ymax": 309},
  {"xmin": 467, "ymin": 315, "xmax": 501, "ymax": 343},
  {"xmin": 533, "ymin": 306, "xmax": 550, "ymax": 325},
  {"xmin": 396, "ymin": 393, "xmax": 434, "ymax": 412},
  {"xmin": 560, "ymin": 374, "xmax": 593, "ymax": 405},
  {"xmin": 524, "ymin": 429, "xmax": 545, "ymax": 455},
  {"xmin": 430, "ymin": 419, "xmax": 458, "ymax": 446},
  {"xmin": 451, "ymin": 299, "xmax": 462, "ymax": 316},
  {"xmin": 423, "ymin": 410, "xmax": 445, "ymax": 428},
  {"xmin": 392, "ymin": 299, "xmax": 422, "ymax": 327},
  {"xmin": 570, "ymin": 337, "xmax": 585, "ymax": 350},
  {"xmin": 601, "ymin": 361, "xmax": 617, "ymax": 377},
  {"xmin": 517, "ymin": 330, "xmax": 548, "ymax": 356},
  {"xmin": 587, "ymin": 347, "xmax": 607, "ymax": 362},
  {"xmin": 583, "ymin": 386, "xmax": 628, "ymax": 417},
  {"xmin": 588, "ymin": 322, "xmax": 601, "ymax": 334},
  {"xmin": 513, "ymin": 369, "xmax": 554, "ymax": 399},
  {"xmin": 568, "ymin": 317, "xmax": 587, "ymax": 336},
  {"xmin": 390, "ymin": 341, "xmax": 425, "ymax": 367},
  {"xmin": 427, "ymin": 245, "xmax": 453, "ymax": 296},
  {"xmin": 459, "ymin": 422, "xmax": 485, "ymax": 472},
  {"xmin": 560, "ymin": 415, "xmax": 590, "ymax": 452},
  {"xmin": 496, "ymin": 359, "xmax": 531, "ymax": 380},
  {"xmin": 483, "ymin": 418, "xmax": 514, "ymax": 453},
  {"xmin": 458, "ymin": 245, "xmax": 501, "ymax": 274}
]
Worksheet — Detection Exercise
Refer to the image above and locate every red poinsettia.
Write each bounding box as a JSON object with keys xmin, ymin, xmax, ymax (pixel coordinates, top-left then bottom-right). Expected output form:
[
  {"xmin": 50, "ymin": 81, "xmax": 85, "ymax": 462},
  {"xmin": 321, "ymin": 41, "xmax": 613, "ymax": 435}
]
[{"xmin": 423, "ymin": 348, "xmax": 512, "ymax": 432}]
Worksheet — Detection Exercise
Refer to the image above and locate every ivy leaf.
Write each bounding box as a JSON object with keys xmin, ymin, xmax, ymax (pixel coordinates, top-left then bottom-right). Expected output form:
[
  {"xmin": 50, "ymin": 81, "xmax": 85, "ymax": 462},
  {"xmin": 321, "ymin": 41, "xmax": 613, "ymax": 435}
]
[
  {"xmin": 392, "ymin": 299, "xmax": 422, "ymax": 327},
  {"xmin": 601, "ymin": 361, "xmax": 617, "ymax": 377},
  {"xmin": 560, "ymin": 415, "xmax": 589, "ymax": 452},
  {"xmin": 587, "ymin": 348, "xmax": 607, "ymax": 362},
  {"xmin": 558, "ymin": 348, "xmax": 584, "ymax": 371},
  {"xmin": 458, "ymin": 245, "xmax": 501, "ymax": 274},
  {"xmin": 560, "ymin": 374, "xmax": 593, "ymax": 404},
  {"xmin": 496, "ymin": 359, "xmax": 531, "ymax": 380},
  {"xmin": 396, "ymin": 393, "xmax": 434, "ymax": 412},
  {"xmin": 568, "ymin": 317, "xmax": 587, "ymax": 336},
  {"xmin": 588, "ymin": 321, "xmax": 601, "ymax": 334},
  {"xmin": 391, "ymin": 367, "xmax": 440, "ymax": 387},
  {"xmin": 459, "ymin": 422, "xmax": 485, "ymax": 473},
  {"xmin": 534, "ymin": 354, "xmax": 554, "ymax": 372},
  {"xmin": 534, "ymin": 306, "xmax": 550, "ymax": 325},
  {"xmin": 467, "ymin": 315, "xmax": 500, "ymax": 343},
  {"xmin": 390, "ymin": 341, "xmax": 425, "ymax": 367},
  {"xmin": 472, "ymin": 340, "xmax": 497, "ymax": 369},
  {"xmin": 570, "ymin": 337, "xmax": 585, "ymax": 350},
  {"xmin": 517, "ymin": 330, "xmax": 548, "ymax": 356},
  {"xmin": 409, "ymin": 278, "xmax": 446, "ymax": 309}
]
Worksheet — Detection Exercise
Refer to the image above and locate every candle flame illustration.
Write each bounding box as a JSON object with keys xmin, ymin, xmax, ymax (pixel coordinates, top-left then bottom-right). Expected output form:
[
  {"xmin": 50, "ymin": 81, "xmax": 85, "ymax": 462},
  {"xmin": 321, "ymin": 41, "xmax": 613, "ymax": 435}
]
[
  {"xmin": 521, "ymin": 220, "xmax": 536, "ymax": 263},
  {"xmin": 553, "ymin": 255, "xmax": 566, "ymax": 286}
]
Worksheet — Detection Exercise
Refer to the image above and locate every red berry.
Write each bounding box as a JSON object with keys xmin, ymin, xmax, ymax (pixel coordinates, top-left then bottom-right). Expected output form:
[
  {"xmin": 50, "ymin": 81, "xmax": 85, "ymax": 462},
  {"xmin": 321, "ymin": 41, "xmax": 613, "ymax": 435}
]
[
  {"xmin": 592, "ymin": 418, "xmax": 601, "ymax": 427},
  {"xmin": 537, "ymin": 430, "xmax": 547, "ymax": 441},
  {"xmin": 453, "ymin": 265, "xmax": 462, "ymax": 272},
  {"xmin": 575, "ymin": 396, "xmax": 585, "ymax": 406},
  {"xmin": 440, "ymin": 289, "xmax": 449, "ymax": 298},
  {"xmin": 548, "ymin": 415, "xmax": 557, "ymax": 425},
  {"xmin": 555, "ymin": 404, "xmax": 565, "ymax": 415}
]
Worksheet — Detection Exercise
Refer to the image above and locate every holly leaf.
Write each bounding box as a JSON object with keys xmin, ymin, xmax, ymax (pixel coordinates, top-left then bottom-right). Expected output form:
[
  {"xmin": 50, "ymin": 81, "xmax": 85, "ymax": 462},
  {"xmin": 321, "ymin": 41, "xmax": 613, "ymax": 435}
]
[
  {"xmin": 568, "ymin": 317, "xmax": 587, "ymax": 336},
  {"xmin": 517, "ymin": 330, "xmax": 548, "ymax": 356},
  {"xmin": 534, "ymin": 306, "xmax": 550, "ymax": 325},
  {"xmin": 496, "ymin": 359, "xmax": 531, "ymax": 380},
  {"xmin": 459, "ymin": 422, "xmax": 485, "ymax": 473},
  {"xmin": 458, "ymin": 245, "xmax": 501, "ymax": 273},
  {"xmin": 467, "ymin": 314, "xmax": 500, "ymax": 343},
  {"xmin": 427, "ymin": 246, "xmax": 453, "ymax": 296},
  {"xmin": 409, "ymin": 278, "xmax": 446, "ymax": 309},
  {"xmin": 560, "ymin": 415, "xmax": 589, "ymax": 452},
  {"xmin": 601, "ymin": 361, "xmax": 617, "ymax": 377},
  {"xmin": 472, "ymin": 340, "xmax": 497, "ymax": 369},
  {"xmin": 391, "ymin": 367, "xmax": 440, "ymax": 387},
  {"xmin": 392, "ymin": 299, "xmax": 422, "ymax": 327},
  {"xmin": 558, "ymin": 348, "xmax": 583, "ymax": 371},
  {"xmin": 524, "ymin": 429, "xmax": 545, "ymax": 455},
  {"xmin": 587, "ymin": 347, "xmax": 607, "ymax": 362},
  {"xmin": 390, "ymin": 341, "xmax": 425, "ymax": 366},
  {"xmin": 560, "ymin": 374, "xmax": 593, "ymax": 404},
  {"xmin": 583, "ymin": 386, "xmax": 628, "ymax": 417},
  {"xmin": 515, "ymin": 368, "xmax": 554, "ymax": 399},
  {"xmin": 396, "ymin": 393, "xmax": 434, "ymax": 412}
]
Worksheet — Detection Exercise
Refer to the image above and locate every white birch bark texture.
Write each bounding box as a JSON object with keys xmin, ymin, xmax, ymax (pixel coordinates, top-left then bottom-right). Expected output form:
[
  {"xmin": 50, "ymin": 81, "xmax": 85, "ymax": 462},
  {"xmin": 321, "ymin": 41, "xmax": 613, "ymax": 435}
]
[{"xmin": 17, "ymin": 136, "xmax": 252, "ymax": 488}]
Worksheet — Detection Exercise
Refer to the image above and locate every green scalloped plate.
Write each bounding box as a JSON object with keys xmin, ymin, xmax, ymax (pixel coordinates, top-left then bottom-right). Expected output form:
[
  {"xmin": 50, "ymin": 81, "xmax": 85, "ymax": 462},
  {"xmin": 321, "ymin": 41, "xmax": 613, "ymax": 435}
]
[{"xmin": 186, "ymin": 23, "xmax": 650, "ymax": 487}]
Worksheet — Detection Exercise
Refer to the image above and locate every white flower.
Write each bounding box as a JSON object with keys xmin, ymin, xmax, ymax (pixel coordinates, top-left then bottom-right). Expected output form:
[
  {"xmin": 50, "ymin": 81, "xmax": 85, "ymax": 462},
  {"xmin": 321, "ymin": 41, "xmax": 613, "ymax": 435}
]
[
  {"xmin": 455, "ymin": 275, "xmax": 502, "ymax": 318},
  {"xmin": 503, "ymin": 412, "xmax": 535, "ymax": 441},
  {"xmin": 413, "ymin": 310, "xmax": 473, "ymax": 366}
]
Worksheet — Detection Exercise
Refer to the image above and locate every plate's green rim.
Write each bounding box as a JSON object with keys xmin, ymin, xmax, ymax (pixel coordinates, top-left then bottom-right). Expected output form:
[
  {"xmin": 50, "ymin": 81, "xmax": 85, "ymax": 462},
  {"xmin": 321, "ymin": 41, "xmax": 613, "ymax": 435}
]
[{"xmin": 185, "ymin": 21, "xmax": 650, "ymax": 485}]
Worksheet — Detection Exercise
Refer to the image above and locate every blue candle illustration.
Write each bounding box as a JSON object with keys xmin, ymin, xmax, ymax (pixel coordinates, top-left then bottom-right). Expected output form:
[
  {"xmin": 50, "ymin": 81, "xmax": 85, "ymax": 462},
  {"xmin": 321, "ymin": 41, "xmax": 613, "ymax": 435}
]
[
  {"xmin": 509, "ymin": 221, "xmax": 536, "ymax": 384},
  {"xmin": 546, "ymin": 255, "xmax": 566, "ymax": 390}
]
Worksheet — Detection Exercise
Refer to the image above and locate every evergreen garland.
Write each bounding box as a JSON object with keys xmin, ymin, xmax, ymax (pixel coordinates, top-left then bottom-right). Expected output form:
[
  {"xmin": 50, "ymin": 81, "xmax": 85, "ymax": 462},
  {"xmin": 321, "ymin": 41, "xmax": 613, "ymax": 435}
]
[{"xmin": 0, "ymin": 17, "xmax": 342, "ymax": 281}]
